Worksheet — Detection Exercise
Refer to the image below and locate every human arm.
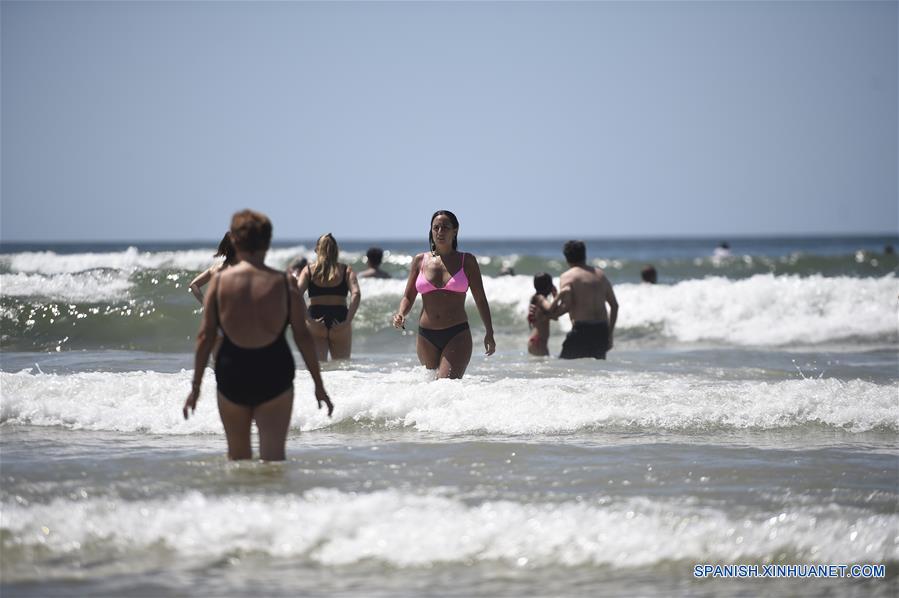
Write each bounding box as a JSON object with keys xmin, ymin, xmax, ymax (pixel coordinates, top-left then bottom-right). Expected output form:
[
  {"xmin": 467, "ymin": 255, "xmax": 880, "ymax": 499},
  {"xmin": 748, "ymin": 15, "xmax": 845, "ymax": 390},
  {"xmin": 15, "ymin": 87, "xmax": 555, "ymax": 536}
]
[
  {"xmin": 183, "ymin": 274, "xmax": 220, "ymax": 419},
  {"xmin": 465, "ymin": 253, "xmax": 495, "ymax": 355},
  {"xmin": 392, "ymin": 254, "xmax": 421, "ymax": 329},
  {"xmin": 547, "ymin": 284, "xmax": 571, "ymax": 320},
  {"xmin": 334, "ymin": 266, "xmax": 361, "ymax": 329},
  {"xmin": 188, "ymin": 266, "xmax": 216, "ymax": 305},
  {"xmin": 289, "ymin": 283, "xmax": 333, "ymax": 416},
  {"xmin": 605, "ymin": 280, "xmax": 619, "ymax": 350}
]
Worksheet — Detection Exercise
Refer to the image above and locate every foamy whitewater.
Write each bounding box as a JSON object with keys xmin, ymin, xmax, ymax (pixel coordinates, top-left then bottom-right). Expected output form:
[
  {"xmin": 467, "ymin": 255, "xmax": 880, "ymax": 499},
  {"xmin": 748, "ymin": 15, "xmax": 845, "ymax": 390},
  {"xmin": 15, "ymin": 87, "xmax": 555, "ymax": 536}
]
[{"xmin": 1, "ymin": 236, "xmax": 897, "ymax": 597}]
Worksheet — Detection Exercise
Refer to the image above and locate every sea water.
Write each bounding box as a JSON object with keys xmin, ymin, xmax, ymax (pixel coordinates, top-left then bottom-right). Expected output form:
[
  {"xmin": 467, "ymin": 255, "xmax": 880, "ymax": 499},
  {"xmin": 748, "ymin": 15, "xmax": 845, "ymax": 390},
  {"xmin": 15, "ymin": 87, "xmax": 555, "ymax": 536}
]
[{"xmin": 1, "ymin": 236, "xmax": 897, "ymax": 596}]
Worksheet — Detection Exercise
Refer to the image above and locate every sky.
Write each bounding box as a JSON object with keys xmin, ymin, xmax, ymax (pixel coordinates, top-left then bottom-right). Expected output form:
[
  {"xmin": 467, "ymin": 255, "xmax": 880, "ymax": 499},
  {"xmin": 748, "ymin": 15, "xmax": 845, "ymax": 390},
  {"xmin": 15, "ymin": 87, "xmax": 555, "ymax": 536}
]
[{"xmin": 1, "ymin": 1, "xmax": 896, "ymax": 242}]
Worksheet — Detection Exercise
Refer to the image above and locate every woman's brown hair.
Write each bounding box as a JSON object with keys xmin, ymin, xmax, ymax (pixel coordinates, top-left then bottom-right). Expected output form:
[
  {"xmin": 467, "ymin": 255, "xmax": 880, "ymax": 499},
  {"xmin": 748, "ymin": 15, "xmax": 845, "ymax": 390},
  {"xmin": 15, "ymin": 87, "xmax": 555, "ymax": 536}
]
[
  {"xmin": 214, "ymin": 232, "xmax": 237, "ymax": 265},
  {"xmin": 229, "ymin": 210, "xmax": 272, "ymax": 253}
]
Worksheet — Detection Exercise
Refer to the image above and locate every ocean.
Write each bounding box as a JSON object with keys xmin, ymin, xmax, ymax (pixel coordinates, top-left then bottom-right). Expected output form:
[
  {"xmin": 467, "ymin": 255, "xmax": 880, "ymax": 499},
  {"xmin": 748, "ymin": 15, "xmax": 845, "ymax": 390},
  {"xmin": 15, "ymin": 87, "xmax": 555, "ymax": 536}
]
[{"xmin": 1, "ymin": 235, "xmax": 897, "ymax": 597}]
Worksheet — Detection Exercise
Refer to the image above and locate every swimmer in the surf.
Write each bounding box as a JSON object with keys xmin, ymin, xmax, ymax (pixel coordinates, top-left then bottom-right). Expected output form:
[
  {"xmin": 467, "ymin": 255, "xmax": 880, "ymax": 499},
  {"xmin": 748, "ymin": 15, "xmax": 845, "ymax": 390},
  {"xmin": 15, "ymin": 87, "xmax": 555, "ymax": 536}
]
[
  {"xmin": 527, "ymin": 272, "xmax": 556, "ymax": 356},
  {"xmin": 189, "ymin": 233, "xmax": 239, "ymax": 304}
]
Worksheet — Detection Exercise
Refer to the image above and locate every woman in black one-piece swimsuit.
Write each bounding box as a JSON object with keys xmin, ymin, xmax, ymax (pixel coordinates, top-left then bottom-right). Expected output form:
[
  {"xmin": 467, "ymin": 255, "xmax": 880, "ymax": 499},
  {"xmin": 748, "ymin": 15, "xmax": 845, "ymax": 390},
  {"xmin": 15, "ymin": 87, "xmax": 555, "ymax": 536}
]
[{"xmin": 183, "ymin": 210, "xmax": 333, "ymax": 461}]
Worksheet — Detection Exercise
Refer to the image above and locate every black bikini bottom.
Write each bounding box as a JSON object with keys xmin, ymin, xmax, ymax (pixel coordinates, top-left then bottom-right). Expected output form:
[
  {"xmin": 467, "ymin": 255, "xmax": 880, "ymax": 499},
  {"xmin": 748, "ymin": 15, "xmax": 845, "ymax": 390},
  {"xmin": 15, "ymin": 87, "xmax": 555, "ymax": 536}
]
[
  {"xmin": 215, "ymin": 334, "xmax": 295, "ymax": 407},
  {"xmin": 308, "ymin": 304, "xmax": 348, "ymax": 329},
  {"xmin": 418, "ymin": 322, "xmax": 470, "ymax": 352}
]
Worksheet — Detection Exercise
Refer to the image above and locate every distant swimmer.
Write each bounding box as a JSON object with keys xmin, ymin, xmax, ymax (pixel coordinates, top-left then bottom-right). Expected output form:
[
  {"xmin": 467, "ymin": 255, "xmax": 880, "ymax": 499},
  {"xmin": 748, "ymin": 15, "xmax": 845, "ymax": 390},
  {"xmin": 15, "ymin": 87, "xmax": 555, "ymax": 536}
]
[
  {"xmin": 641, "ymin": 264, "xmax": 658, "ymax": 284},
  {"xmin": 358, "ymin": 247, "xmax": 392, "ymax": 279},
  {"xmin": 884, "ymin": 244, "xmax": 895, "ymax": 255},
  {"xmin": 287, "ymin": 256, "xmax": 309, "ymax": 282},
  {"xmin": 713, "ymin": 241, "xmax": 731, "ymax": 258},
  {"xmin": 548, "ymin": 240, "xmax": 619, "ymax": 360},
  {"xmin": 499, "ymin": 265, "xmax": 516, "ymax": 277},
  {"xmin": 183, "ymin": 210, "xmax": 332, "ymax": 461},
  {"xmin": 393, "ymin": 210, "xmax": 495, "ymax": 379},
  {"xmin": 527, "ymin": 272, "xmax": 556, "ymax": 356},
  {"xmin": 295, "ymin": 233, "xmax": 361, "ymax": 361},
  {"xmin": 189, "ymin": 233, "xmax": 238, "ymax": 304}
]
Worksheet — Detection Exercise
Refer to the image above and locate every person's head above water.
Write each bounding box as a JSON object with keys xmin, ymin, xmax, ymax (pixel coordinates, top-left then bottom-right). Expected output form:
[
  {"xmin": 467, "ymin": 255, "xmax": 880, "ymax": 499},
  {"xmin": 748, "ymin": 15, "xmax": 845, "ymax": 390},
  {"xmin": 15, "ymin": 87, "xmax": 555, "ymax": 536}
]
[
  {"xmin": 313, "ymin": 233, "xmax": 341, "ymax": 282},
  {"xmin": 563, "ymin": 240, "xmax": 587, "ymax": 265},
  {"xmin": 641, "ymin": 265, "xmax": 658, "ymax": 284},
  {"xmin": 214, "ymin": 232, "xmax": 237, "ymax": 264},
  {"xmin": 533, "ymin": 272, "xmax": 553, "ymax": 297},
  {"xmin": 429, "ymin": 210, "xmax": 459, "ymax": 254},
  {"xmin": 366, "ymin": 247, "xmax": 384, "ymax": 268},
  {"xmin": 288, "ymin": 256, "xmax": 308, "ymax": 274},
  {"xmin": 229, "ymin": 210, "xmax": 272, "ymax": 254}
]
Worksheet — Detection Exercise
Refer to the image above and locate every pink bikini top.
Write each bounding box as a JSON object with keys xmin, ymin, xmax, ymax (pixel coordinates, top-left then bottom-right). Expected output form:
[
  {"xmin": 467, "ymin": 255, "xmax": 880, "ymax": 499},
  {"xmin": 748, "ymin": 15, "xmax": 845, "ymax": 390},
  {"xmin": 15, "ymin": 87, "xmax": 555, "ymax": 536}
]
[{"xmin": 416, "ymin": 252, "xmax": 469, "ymax": 294}]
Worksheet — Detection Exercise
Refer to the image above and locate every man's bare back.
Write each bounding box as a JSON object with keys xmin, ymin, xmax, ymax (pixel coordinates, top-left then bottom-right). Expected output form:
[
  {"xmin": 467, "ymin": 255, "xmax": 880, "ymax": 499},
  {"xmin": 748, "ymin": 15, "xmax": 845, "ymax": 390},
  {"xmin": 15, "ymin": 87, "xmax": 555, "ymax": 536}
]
[
  {"xmin": 557, "ymin": 265, "xmax": 616, "ymax": 324},
  {"xmin": 549, "ymin": 241, "xmax": 619, "ymax": 359}
]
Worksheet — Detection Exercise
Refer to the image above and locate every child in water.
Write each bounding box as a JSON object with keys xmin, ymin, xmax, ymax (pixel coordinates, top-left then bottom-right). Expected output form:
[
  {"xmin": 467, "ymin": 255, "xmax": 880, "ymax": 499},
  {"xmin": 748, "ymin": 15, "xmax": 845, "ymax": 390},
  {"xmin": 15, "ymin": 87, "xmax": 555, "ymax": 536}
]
[{"xmin": 527, "ymin": 272, "xmax": 556, "ymax": 356}]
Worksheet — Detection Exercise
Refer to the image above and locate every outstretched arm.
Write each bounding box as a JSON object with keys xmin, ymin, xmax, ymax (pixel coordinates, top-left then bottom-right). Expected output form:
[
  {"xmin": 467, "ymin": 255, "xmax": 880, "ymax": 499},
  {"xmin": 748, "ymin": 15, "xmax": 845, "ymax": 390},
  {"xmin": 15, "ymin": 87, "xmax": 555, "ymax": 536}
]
[
  {"xmin": 188, "ymin": 266, "xmax": 216, "ymax": 305},
  {"xmin": 548, "ymin": 285, "xmax": 571, "ymax": 319},
  {"xmin": 289, "ymin": 284, "xmax": 333, "ymax": 416},
  {"xmin": 393, "ymin": 254, "xmax": 421, "ymax": 329},
  {"xmin": 183, "ymin": 274, "xmax": 220, "ymax": 419},
  {"xmin": 465, "ymin": 254, "xmax": 495, "ymax": 355}
]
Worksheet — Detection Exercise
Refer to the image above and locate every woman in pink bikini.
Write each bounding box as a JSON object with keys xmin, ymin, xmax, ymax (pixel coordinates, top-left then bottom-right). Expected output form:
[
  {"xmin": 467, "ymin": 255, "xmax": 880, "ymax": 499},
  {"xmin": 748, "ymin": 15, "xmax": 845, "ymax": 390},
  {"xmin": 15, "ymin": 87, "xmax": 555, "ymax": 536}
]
[{"xmin": 392, "ymin": 210, "xmax": 495, "ymax": 379}]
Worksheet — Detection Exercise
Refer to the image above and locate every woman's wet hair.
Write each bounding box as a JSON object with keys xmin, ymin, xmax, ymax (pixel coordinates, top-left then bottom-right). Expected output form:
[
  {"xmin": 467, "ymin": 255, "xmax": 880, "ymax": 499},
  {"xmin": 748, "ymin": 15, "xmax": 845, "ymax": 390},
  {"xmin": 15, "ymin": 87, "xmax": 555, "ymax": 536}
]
[
  {"xmin": 214, "ymin": 232, "xmax": 237, "ymax": 264},
  {"xmin": 533, "ymin": 272, "xmax": 553, "ymax": 297},
  {"xmin": 313, "ymin": 233, "xmax": 341, "ymax": 283},
  {"xmin": 366, "ymin": 247, "xmax": 384, "ymax": 267},
  {"xmin": 229, "ymin": 210, "xmax": 272, "ymax": 253},
  {"xmin": 429, "ymin": 210, "xmax": 459, "ymax": 254}
]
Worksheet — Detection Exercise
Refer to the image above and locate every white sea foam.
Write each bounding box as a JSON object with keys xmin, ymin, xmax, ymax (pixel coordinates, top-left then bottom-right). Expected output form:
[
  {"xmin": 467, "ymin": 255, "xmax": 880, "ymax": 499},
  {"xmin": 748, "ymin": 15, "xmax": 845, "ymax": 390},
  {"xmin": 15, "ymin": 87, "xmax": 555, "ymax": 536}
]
[
  {"xmin": 0, "ymin": 271, "xmax": 134, "ymax": 302},
  {"xmin": 2, "ymin": 489, "xmax": 895, "ymax": 568},
  {"xmin": 0, "ymin": 245, "xmax": 313, "ymax": 274},
  {"xmin": 614, "ymin": 274, "xmax": 899, "ymax": 346},
  {"xmin": 2, "ymin": 369, "xmax": 895, "ymax": 434}
]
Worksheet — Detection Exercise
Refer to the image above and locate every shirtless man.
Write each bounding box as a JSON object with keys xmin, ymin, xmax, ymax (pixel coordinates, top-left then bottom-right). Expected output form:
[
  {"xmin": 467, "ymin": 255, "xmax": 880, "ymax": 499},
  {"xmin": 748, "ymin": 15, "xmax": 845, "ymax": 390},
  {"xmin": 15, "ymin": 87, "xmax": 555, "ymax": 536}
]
[
  {"xmin": 548, "ymin": 240, "xmax": 619, "ymax": 360},
  {"xmin": 358, "ymin": 247, "xmax": 392, "ymax": 279}
]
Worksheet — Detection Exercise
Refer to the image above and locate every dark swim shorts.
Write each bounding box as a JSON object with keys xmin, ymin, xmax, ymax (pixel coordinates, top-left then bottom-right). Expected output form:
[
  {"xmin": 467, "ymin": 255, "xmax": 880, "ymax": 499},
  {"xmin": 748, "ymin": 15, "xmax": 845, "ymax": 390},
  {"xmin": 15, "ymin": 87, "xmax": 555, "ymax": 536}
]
[{"xmin": 560, "ymin": 320, "xmax": 609, "ymax": 360}]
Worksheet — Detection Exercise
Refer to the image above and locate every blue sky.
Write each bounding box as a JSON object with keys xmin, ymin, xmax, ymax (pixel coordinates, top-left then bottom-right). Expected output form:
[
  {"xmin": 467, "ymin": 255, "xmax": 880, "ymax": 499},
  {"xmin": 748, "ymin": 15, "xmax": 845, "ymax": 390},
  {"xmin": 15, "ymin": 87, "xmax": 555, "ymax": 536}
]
[{"xmin": 2, "ymin": 1, "xmax": 896, "ymax": 242}]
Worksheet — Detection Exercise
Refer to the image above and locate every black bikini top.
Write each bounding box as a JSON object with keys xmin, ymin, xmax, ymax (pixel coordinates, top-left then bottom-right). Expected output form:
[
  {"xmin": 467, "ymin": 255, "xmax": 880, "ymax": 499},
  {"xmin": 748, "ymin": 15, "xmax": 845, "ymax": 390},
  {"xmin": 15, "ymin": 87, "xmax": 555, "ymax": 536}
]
[{"xmin": 307, "ymin": 264, "xmax": 349, "ymax": 297}]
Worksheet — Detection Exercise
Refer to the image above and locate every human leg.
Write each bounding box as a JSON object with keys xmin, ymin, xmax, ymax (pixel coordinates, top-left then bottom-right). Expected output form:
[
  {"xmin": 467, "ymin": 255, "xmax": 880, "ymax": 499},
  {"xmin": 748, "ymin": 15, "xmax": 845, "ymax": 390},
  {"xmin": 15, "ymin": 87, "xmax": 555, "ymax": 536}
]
[
  {"xmin": 305, "ymin": 317, "xmax": 331, "ymax": 361},
  {"xmin": 328, "ymin": 322, "xmax": 352, "ymax": 360},
  {"xmin": 416, "ymin": 332, "xmax": 441, "ymax": 370},
  {"xmin": 217, "ymin": 392, "xmax": 254, "ymax": 460},
  {"xmin": 437, "ymin": 327, "xmax": 472, "ymax": 379},
  {"xmin": 253, "ymin": 388, "xmax": 294, "ymax": 461}
]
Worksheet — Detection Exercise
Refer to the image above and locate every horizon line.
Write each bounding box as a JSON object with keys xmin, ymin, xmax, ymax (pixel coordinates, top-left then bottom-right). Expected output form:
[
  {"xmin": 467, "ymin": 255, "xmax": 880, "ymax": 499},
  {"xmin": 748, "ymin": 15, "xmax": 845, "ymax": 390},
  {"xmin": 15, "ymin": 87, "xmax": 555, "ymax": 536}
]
[{"xmin": 1, "ymin": 231, "xmax": 897, "ymax": 246}]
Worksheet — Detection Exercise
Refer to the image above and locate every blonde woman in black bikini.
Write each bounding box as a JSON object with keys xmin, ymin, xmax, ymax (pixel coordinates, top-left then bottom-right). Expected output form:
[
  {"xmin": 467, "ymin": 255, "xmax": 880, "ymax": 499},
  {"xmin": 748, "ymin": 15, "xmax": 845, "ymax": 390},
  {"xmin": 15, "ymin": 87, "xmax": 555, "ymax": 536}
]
[
  {"xmin": 392, "ymin": 210, "xmax": 495, "ymax": 379},
  {"xmin": 295, "ymin": 233, "xmax": 361, "ymax": 361}
]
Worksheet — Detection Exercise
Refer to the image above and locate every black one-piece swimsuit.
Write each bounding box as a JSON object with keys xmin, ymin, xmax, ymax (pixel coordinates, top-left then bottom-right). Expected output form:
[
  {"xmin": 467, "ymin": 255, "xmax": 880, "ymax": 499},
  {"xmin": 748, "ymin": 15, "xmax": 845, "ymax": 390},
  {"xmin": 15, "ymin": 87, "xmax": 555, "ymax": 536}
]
[{"xmin": 214, "ymin": 275, "xmax": 295, "ymax": 407}]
